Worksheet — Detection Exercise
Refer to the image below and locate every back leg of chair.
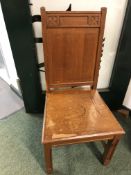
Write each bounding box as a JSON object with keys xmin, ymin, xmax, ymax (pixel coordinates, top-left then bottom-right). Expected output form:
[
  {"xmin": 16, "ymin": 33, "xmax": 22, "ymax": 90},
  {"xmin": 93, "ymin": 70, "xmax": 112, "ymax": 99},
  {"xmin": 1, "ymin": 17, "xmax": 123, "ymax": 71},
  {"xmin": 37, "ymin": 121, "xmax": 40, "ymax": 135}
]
[{"xmin": 103, "ymin": 135, "xmax": 121, "ymax": 165}]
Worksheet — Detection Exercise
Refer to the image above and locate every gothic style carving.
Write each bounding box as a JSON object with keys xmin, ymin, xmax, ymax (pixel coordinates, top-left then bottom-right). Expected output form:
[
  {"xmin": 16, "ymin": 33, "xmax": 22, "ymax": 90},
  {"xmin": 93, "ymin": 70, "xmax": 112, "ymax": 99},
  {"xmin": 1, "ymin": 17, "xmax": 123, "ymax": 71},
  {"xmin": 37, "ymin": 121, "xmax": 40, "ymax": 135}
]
[
  {"xmin": 101, "ymin": 38, "xmax": 105, "ymax": 57},
  {"xmin": 87, "ymin": 16, "xmax": 100, "ymax": 25},
  {"xmin": 47, "ymin": 16, "xmax": 59, "ymax": 26},
  {"xmin": 47, "ymin": 15, "xmax": 100, "ymax": 27},
  {"xmin": 99, "ymin": 38, "xmax": 105, "ymax": 70}
]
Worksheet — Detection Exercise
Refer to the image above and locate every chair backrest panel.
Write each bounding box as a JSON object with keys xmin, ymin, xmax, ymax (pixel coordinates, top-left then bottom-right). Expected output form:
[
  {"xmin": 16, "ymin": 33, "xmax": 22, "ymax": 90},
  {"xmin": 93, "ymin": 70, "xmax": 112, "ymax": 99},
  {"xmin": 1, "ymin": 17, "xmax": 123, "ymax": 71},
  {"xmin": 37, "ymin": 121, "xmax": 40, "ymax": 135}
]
[{"xmin": 41, "ymin": 8, "xmax": 107, "ymax": 91}]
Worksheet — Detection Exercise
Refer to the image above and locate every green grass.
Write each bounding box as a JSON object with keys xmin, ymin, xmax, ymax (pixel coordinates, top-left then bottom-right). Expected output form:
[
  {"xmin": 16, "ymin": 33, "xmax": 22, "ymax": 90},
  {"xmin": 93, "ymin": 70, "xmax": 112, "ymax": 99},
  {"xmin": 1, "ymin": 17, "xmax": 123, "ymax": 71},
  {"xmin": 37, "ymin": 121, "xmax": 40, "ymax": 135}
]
[{"xmin": 0, "ymin": 109, "xmax": 131, "ymax": 175}]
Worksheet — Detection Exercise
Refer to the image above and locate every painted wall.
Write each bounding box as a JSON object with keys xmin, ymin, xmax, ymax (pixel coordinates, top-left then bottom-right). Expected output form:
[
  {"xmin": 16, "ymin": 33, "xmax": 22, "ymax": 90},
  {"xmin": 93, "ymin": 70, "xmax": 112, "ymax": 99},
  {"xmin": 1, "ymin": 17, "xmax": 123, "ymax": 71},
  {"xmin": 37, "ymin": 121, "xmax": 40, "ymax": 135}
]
[
  {"xmin": 123, "ymin": 79, "xmax": 131, "ymax": 109},
  {"xmin": 0, "ymin": 3, "xmax": 19, "ymax": 90},
  {"xmin": 30, "ymin": 0, "xmax": 127, "ymax": 90}
]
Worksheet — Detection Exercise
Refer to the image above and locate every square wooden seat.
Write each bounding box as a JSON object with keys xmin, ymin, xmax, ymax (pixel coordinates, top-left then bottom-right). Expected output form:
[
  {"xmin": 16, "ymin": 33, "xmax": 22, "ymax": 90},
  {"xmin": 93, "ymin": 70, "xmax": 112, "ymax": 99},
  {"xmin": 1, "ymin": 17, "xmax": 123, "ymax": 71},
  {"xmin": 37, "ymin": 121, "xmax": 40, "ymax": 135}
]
[
  {"xmin": 41, "ymin": 7, "xmax": 125, "ymax": 174},
  {"xmin": 43, "ymin": 90, "xmax": 124, "ymax": 144}
]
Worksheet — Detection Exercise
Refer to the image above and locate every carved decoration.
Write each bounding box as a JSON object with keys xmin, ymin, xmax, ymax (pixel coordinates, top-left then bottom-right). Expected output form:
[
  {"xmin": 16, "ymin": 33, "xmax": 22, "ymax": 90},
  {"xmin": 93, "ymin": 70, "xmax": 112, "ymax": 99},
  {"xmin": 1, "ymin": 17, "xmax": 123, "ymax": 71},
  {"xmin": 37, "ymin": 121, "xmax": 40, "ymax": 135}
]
[
  {"xmin": 87, "ymin": 16, "xmax": 100, "ymax": 25},
  {"xmin": 101, "ymin": 37, "xmax": 105, "ymax": 57},
  {"xmin": 47, "ymin": 16, "xmax": 59, "ymax": 26},
  {"xmin": 99, "ymin": 38, "xmax": 105, "ymax": 70},
  {"xmin": 47, "ymin": 15, "xmax": 100, "ymax": 27}
]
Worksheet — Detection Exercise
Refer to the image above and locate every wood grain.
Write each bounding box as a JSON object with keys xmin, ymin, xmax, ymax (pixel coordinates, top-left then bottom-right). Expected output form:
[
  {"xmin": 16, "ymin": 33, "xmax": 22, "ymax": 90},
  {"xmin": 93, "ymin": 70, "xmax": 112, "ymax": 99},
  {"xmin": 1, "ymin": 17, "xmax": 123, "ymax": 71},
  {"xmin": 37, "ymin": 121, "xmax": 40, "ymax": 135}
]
[
  {"xmin": 41, "ymin": 7, "xmax": 106, "ymax": 90},
  {"xmin": 43, "ymin": 90, "xmax": 124, "ymax": 144}
]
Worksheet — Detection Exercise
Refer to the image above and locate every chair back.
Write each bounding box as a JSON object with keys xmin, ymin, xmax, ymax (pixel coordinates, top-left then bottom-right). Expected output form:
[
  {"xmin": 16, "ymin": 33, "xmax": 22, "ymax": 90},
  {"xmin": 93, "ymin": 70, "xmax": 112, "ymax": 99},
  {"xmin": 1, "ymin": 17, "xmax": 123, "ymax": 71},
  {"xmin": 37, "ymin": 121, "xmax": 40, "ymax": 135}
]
[{"xmin": 41, "ymin": 7, "xmax": 107, "ymax": 91}]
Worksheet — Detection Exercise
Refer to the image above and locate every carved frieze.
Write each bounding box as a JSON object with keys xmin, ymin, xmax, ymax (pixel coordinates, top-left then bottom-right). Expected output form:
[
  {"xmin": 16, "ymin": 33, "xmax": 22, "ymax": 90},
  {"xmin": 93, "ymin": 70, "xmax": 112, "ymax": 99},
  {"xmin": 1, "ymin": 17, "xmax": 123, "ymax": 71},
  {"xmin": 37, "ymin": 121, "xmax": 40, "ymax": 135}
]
[{"xmin": 47, "ymin": 14, "xmax": 100, "ymax": 27}]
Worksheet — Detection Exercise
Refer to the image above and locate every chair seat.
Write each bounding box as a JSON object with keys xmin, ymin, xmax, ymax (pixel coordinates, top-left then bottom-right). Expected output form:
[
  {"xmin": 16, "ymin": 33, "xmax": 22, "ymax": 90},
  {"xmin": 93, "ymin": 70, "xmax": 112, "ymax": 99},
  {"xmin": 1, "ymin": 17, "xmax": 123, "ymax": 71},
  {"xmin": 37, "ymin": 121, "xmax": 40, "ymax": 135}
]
[{"xmin": 42, "ymin": 89, "xmax": 124, "ymax": 145}]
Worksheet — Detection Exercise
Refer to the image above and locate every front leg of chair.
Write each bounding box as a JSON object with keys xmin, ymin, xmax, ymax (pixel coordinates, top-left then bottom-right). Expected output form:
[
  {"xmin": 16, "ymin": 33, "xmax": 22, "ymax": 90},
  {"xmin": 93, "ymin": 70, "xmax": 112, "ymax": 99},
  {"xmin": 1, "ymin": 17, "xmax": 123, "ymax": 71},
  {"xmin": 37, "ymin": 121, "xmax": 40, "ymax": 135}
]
[
  {"xmin": 44, "ymin": 143, "xmax": 53, "ymax": 174},
  {"xmin": 103, "ymin": 136, "xmax": 121, "ymax": 166}
]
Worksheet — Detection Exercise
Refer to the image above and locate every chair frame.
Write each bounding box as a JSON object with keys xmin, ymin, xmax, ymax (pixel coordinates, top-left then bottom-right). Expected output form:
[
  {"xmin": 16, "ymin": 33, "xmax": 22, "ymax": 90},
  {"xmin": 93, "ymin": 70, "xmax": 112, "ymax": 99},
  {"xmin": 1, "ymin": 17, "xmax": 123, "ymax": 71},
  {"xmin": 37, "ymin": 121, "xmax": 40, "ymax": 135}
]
[{"xmin": 41, "ymin": 7, "xmax": 125, "ymax": 174}]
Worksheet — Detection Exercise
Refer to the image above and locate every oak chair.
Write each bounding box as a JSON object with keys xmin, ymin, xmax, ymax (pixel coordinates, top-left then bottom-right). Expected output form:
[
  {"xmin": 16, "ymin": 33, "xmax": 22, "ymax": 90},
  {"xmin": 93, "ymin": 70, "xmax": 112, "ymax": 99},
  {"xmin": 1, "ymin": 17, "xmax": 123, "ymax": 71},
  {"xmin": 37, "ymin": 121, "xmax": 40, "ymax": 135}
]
[{"xmin": 41, "ymin": 7, "xmax": 125, "ymax": 174}]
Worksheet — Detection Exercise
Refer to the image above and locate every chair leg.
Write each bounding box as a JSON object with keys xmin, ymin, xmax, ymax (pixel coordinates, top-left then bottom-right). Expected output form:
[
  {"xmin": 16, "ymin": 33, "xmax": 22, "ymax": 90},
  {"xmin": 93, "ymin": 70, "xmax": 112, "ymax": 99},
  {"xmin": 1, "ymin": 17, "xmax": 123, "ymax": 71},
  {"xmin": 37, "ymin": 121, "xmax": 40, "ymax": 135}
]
[
  {"xmin": 103, "ymin": 136, "xmax": 121, "ymax": 166},
  {"xmin": 44, "ymin": 143, "xmax": 53, "ymax": 174}
]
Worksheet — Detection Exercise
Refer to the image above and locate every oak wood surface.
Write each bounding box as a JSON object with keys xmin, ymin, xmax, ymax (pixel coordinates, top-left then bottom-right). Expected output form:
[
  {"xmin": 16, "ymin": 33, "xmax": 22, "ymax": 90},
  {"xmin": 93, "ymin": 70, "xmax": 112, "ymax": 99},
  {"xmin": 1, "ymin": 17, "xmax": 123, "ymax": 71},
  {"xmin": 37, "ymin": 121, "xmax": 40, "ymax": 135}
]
[{"xmin": 43, "ymin": 89, "xmax": 124, "ymax": 144}]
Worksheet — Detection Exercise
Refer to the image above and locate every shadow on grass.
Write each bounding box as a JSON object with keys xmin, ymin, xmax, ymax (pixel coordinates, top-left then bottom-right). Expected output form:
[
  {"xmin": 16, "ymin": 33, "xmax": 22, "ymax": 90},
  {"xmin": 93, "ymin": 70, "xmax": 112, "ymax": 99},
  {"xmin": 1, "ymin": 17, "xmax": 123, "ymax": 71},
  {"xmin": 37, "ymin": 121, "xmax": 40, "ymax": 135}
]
[
  {"xmin": 22, "ymin": 113, "xmax": 45, "ymax": 172},
  {"xmin": 86, "ymin": 142, "xmax": 103, "ymax": 164},
  {"xmin": 114, "ymin": 112, "xmax": 131, "ymax": 152}
]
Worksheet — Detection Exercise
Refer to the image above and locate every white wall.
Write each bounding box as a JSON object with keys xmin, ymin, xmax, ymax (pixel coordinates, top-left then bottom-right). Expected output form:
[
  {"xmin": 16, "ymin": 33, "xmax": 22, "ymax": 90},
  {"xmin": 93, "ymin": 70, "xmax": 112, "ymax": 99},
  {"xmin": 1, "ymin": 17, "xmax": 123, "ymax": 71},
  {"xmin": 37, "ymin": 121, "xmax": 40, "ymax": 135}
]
[
  {"xmin": 123, "ymin": 79, "xmax": 131, "ymax": 110},
  {"xmin": 30, "ymin": 0, "xmax": 127, "ymax": 90},
  {"xmin": 0, "ymin": 3, "xmax": 19, "ymax": 90}
]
